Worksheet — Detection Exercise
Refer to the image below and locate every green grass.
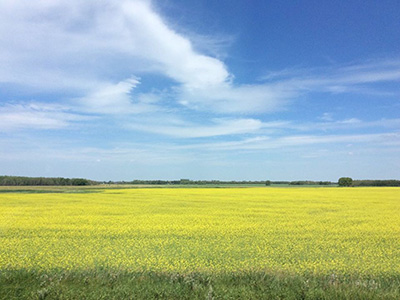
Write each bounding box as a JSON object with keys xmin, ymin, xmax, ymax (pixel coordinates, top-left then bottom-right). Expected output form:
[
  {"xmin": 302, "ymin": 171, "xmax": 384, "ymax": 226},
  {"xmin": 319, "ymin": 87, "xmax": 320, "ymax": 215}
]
[{"xmin": 1, "ymin": 269, "xmax": 399, "ymax": 299}]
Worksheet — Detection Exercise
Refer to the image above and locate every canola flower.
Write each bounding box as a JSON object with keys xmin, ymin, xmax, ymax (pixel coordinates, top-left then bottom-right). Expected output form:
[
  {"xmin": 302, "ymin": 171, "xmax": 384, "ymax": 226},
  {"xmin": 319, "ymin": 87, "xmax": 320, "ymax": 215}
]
[{"xmin": 0, "ymin": 187, "xmax": 399, "ymax": 276}]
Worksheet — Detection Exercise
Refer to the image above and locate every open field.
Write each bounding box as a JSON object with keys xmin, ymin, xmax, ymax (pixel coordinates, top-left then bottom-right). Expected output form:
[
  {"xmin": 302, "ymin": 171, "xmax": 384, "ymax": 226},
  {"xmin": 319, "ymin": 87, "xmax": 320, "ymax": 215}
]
[{"xmin": 1, "ymin": 187, "xmax": 399, "ymax": 299}]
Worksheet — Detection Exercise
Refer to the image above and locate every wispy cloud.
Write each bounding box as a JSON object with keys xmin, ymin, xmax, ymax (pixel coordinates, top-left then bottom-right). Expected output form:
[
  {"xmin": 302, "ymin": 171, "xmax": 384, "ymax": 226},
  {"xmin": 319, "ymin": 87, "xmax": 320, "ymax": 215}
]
[
  {"xmin": 174, "ymin": 59, "xmax": 400, "ymax": 114},
  {"xmin": 293, "ymin": 118, "xmax": 400, "ymax": 132},
  {"xmin": 261, "ymin": 59, "xmax": 400, "ymax": 95},
  {"xmin": 126, "ymin": 118, "xmax": 263, "ymax": 138},
  {"xmin": 179, "ymin": 132, "xmax": 400, "ymax": 152},
  {"xmin": 75, "ymin": 78, "xmax": 161, "ymax": 114},
  {"xmin": 0, "ymin": 103, "xmax": 92, "ymax": 131}
]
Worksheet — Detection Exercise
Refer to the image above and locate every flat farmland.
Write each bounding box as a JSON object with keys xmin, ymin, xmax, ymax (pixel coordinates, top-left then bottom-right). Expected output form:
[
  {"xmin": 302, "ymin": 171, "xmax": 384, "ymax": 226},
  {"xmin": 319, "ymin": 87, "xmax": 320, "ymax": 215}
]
[{"xmin": 1, "ymin": 187, "xmax": 399, "ymax": 299}]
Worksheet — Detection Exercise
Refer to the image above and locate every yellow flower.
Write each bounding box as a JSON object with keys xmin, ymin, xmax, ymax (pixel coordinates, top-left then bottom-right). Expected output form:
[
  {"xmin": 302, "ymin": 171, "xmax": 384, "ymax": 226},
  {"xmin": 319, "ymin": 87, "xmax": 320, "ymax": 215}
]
[{"xmin": 0, "ymin": 187, "xmax": 399, "ymax": 276}]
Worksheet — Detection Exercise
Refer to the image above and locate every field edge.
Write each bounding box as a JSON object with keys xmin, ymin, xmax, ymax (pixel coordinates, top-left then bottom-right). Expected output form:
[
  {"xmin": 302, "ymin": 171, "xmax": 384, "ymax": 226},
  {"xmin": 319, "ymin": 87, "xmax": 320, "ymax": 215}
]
[{"xmin": 1, "ymin": 268, "xmax": 399, "ymax": 300}]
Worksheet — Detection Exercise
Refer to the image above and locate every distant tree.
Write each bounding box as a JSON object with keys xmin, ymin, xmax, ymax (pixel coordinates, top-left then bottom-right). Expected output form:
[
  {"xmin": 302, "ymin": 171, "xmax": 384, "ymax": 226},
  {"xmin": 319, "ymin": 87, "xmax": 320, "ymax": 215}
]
[
  {"xmin": 265, "ymin": 180, "xmax": 271, "ymax": 186},
  {"xmin": 338, "ymin": 177, "xmax": 353, "ymax": 187},
  {"xmin": 71, "ymin": 178, "xmax": 90, "ymax": 186},
  {"xmin": 352, "ymin": 179, "xmax": 400, "ymax": 187},
  {"xmin": 318, "ymin": 181, "xmax": 331, "ymax": 185}
]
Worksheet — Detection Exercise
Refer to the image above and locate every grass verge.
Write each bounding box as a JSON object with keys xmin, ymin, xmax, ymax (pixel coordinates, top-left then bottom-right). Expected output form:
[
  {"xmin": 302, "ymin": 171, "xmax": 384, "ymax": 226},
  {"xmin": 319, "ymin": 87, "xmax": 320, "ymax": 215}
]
[{"xmin": 1, "ymin": 269, "xmax": 399, "ymax": 299}]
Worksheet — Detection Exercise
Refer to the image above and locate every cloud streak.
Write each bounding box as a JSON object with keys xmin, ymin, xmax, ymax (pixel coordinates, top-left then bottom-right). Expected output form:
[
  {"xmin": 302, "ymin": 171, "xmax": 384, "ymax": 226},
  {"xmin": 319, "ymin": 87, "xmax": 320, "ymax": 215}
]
[
  {"xmin": 126, "ymin": 118, "xmax": 264, "ymax": 138},
  {"xmin": 262, "ymin": 59, "xmax": 400, "ymax": 95},
  {"xmin": 179, "ymin": 132, "xmax": 400, "ymax": 152},
  {"xmin": 0, "ymin": 103, "xmax": 92, "ymax": 131}
]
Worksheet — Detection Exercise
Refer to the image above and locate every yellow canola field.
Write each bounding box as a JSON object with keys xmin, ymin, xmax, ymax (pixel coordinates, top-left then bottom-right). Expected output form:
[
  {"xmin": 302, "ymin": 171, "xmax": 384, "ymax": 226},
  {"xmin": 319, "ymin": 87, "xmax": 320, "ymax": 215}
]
[{"xmin": 0, "ymin": 187, "xmax": 399, "ymax": 275}]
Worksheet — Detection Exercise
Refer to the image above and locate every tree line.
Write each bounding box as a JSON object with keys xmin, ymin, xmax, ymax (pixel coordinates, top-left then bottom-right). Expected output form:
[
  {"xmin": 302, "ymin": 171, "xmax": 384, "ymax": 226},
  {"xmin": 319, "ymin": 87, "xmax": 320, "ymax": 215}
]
[
  {"xmin": 1, "ymin": 175, "xmax": 399, "ymax": 187},
  {"xmin": 0, "ymin": 176, "xmax": 94, "ymax": 186},
  {"xmin": 338, "ymin": 177, "xmax": 400, "ymax": 187}
]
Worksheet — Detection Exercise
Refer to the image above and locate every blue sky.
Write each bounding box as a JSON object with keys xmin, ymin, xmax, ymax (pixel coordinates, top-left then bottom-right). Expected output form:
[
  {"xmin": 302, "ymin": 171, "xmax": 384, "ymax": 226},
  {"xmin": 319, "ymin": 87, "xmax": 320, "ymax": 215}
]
[{"xmin": 0, "ymin": 0, "xmax": 399, "ymax": 181}]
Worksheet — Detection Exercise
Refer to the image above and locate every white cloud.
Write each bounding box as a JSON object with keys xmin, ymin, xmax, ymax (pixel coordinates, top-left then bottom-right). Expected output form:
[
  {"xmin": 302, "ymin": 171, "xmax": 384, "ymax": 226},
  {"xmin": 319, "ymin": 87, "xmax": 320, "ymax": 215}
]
[
  {"xmin": 0, "ymin": 0, "xmax": 229, "ymax": 92},
  {"xmin": 126, "ymin": 118, "xmax": 264, "ymax": 138},
  {"xmin": 319, "ymin": 113, "xmax": 334, "ymax": 121},
  {"xmin": 0, "ymin": 103, "xmax": 92, "ymax": 131},
  {"xmin": 294, "ymin": 118, "xmax": 400, "ymax": 132},
  {"xmin": 76, "ymin": 78, "xmax": 160, "ymax": 114},
  {"xmin": 179, "ymin": 132, "xmax": 400, "ymax": 152},
  {"xmin": 120, "ymin": 0, "xmax": 230, "ymax": 88},
  {"xmin": 261, "ymin": 60, "xmax": 400, "ymax": 96},
  {"xmin": 177, "ymin": 82, "xmax": 293, "ymax": 114},
  {"xmin": 176, "ymin": 59, "xmax": 400, "ymax": 114}
]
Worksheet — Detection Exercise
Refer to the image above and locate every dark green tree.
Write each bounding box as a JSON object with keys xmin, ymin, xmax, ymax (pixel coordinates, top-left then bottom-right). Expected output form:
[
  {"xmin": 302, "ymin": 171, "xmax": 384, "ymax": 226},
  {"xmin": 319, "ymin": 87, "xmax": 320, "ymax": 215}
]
[
  {"xmin": 338, "ymin": 177, "xmax": 353, "ymax": 187},
  {"xmin": 70, "ymin": 178, "xmax": 90, "ymax": 186}
]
